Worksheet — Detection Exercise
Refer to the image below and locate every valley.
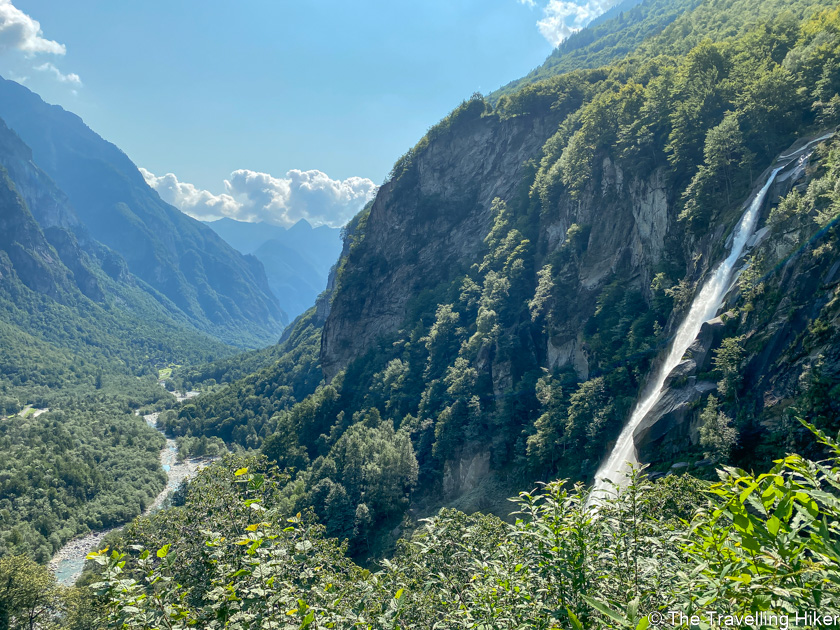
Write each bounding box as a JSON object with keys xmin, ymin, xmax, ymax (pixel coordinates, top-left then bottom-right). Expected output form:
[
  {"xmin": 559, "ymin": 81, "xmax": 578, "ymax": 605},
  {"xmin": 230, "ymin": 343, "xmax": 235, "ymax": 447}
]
[{"xmin": 1, "ymin": 0, "xmax": 840, "ymax": 626}]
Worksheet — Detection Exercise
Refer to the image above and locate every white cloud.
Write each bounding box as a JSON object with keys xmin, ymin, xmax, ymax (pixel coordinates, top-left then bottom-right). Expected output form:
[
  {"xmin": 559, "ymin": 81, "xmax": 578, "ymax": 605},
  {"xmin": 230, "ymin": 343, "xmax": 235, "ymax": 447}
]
[
  {"xmin": 141, "ymin": 167, "xmax": 376, "ymax": 228},
  {"xmin": 522, "ymin": 0, "xmax": 621, "ymax": 47},
  {"xmin": 34, "ymin": 62, "xmax": 81, "ymax": 85},
  {"xmin": 140, "ymin": 168, "xmax": 242, "ymax": 221},
  {"xmin": 0, "ymin": 1, "xmax": 81, "ymax": 88},
  {"xmin": 0, "ymin": 0, "xmax": 65, "ymax": 55},
  {"xmin": 518, "ymin": 0, "xmax": 537, "ymax": 7}
]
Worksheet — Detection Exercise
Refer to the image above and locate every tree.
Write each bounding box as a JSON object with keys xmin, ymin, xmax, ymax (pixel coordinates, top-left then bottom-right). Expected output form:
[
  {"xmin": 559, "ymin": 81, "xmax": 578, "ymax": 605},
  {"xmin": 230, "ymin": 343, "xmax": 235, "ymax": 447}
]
[
  {"xmin": 353, "ymin": 503, "xmax": 372, "ymax": 551},
  {"xmin": 261, "ymin": 414, "xmax": 310, "ymax": 472},
  {"xmin": 0, "ymin": 555, "xmax": 63, "ymax": 630},
  {"xmin": 680, "ymin": 113, "xmax": 753, "ymax": 229},
  {"xmin": 712, "ymin": 335, "xmax": 746, "ymax": 399},
  {"xmin": 698, "ymin": 396, "xmax": 737, "ymax": 462}
]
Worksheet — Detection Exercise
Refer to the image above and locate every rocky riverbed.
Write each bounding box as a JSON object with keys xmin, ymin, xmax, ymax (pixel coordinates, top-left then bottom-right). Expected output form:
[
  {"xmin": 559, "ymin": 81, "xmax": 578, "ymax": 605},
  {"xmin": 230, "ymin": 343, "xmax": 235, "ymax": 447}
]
[{"xmin": 49, "ymin": 391, "xmax": 208, "ymax": 585}]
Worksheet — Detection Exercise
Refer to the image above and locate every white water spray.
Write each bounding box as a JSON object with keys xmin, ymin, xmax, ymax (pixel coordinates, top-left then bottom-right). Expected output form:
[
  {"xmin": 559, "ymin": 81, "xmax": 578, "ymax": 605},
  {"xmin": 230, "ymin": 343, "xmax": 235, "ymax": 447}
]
[{"xmin": 591, "ymin": 134, "xmax": 833, "ymax": 498}]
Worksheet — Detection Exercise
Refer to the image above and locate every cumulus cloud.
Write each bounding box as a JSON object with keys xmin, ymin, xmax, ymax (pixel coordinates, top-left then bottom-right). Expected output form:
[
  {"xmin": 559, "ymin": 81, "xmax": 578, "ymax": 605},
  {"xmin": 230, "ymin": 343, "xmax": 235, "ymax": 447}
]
[
  {"xmin": 35, "ymin": 62, "xmax": 81, "ymax": 85},
  {"xmin": 141, "ymin": 167, "xmax": 376, "ymax": 228},
  {"xmin": 0, "ymin": 0, "xmax": 65, "ymax": 55},
  {"xmin": 522, "ymin": 0, "xmax": 621, "ymax": 47},
  {"xmin": 140, "ymin": 168, "xmax": 242, "ymax": 220},
  {"xmin": 0, "ymin": 1, "xmax": 81, "ymax": 87}
]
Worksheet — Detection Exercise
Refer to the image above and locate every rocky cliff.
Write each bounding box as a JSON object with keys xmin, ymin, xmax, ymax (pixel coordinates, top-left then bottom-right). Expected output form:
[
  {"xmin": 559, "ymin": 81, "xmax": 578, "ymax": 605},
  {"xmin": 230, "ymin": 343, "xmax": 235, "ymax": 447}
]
[
  {"xmin": 175, "ymin": 0, "xmax": 840, "ymax": 546},
  {"xmin": 321, "ymin": 105, "xmax": 565, "ymax": 378},
  {"xmin": 0, "ymin": 167, "xmax": 73, "ymax": 299},
  {"xmin": 635, "ymin": 133, "xmax": 840, "ymax": 468}
]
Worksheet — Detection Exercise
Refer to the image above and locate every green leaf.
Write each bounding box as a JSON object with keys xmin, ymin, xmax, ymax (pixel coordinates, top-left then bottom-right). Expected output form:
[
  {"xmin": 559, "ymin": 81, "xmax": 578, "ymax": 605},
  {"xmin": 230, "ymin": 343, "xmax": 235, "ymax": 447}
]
[
  {"xmin": 583, "ymin": 596, "xmax": 631, "ymax": 627},
  {"xmin": 156, "ymin": 544, "xmax": 171, "ymax": 559},
  {"xmin": 567, "ymin": 608, "xmax": 584, "ymax": 630},
  {"xmin": 300, "ymin": 610, "xmax": 315, "ymax": 628},
  {"xmin": 234, "ymin": 467, "xmax": 249, "ymax": 476}
]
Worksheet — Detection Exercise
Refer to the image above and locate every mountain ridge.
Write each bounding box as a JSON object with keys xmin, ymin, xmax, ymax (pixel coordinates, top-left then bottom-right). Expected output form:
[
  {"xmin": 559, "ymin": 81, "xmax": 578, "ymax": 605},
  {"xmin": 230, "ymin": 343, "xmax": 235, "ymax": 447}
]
[
  {"xmin": 0, "ymin": 77, "xmax": 287, "ymax": 346},
  {"xmin": 205, "ymin": 217, "xmax": 342, "ymax": 320}
]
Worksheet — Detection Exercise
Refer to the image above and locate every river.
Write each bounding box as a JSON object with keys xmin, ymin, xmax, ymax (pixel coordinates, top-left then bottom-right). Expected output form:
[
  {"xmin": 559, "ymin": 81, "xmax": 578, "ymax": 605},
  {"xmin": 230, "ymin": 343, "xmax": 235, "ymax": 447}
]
[{"xmin": 49, "ymin": 390, "xmax": 207, "ymax": 586}]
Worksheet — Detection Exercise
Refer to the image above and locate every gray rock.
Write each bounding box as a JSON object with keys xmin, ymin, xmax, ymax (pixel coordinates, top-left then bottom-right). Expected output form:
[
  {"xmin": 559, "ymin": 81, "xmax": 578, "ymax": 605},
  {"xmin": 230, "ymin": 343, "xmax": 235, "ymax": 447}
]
[
  {"xmin": 633, "ymin": 380, "xmax": 717, "ymax": 460},
  {"xmin": 321, "ymin": 111, "xmax": 561, "ymax": 378}
]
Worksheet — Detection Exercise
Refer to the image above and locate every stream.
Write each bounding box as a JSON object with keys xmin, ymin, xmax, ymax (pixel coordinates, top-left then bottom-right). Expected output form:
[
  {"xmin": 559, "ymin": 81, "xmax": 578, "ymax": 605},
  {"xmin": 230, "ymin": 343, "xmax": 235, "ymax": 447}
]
[{"xmin": 49, "ymin": 390, "xmax": 206, "ymax": 586}]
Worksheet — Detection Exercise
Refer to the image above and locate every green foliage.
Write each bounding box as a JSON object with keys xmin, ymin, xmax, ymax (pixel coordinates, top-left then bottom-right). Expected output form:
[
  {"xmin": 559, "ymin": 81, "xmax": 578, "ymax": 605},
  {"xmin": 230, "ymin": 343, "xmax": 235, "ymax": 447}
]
[
  {"xmin": 493, "ymin": 0, "xmax": 700, "ymax": 99},
  {"xmin": 698, "ymin": 395, "xmax": 738, "ymax": 462},
  {"xmin": 128, "ymin": 0, "xmax": 840, "ymax": 574},
  {"xmin": 679, "ymin": 112, "xmax": 755, "ymax": 230},
  {"xmin": 0, "ymin": 554, "xmax": 64, "ymax": 629},
  {"xmin": 712, "ymin": 335, "xmax": 746, "ymax": 399},
  {"xmin": 0, "ymin": 394, "xmax": 167, "ymax": 562},
  {"xmin": 158, "ymin": 308, "xmax": 323, "ymax": 446},
  {"xmin": 0, "ymin": 189, "xmax": 234, "ymax": 562},
  {"xmin": 88, "ymin": 429, "xmax": 840, "ymax": 627},
  {"xmin": 388, "ymin": 93, "xmax": 488, "ymax": 187}
]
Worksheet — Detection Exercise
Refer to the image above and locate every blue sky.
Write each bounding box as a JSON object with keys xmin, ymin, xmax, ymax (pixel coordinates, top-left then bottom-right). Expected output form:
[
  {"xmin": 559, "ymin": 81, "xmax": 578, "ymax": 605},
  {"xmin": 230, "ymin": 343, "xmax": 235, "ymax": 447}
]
[{"xmin": 1, "ymin": 0, "xmax": 619, "ymax": 226}]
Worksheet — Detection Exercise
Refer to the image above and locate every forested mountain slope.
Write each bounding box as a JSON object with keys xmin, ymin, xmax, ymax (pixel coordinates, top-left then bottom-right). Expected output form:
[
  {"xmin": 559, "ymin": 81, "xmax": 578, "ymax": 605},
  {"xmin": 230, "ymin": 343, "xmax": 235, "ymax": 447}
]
[
  {"xmin": 0, "ymin": 117, "xmax": 239, "ymax": 560},
  {"xmin": 6, "ymin": 0, "xmax": 836, "ymax": 627},
  {"xmin": 166, "ymin": 0, "xmax": 840, "ymax": 559},
  {"xmin": 493, "ymin": 0, "xmax": 699, "ymax": 98},
  {"xmin": 0, "ymin": 77, "xmax": 287, "ymax": 347}
]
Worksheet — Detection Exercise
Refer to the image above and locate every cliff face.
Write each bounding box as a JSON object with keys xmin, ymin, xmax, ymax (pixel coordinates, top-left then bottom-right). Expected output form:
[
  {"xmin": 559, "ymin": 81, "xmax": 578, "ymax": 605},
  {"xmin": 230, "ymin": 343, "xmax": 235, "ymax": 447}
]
[
  {"xmin": 0, "ymin": 119, "xmax": 80, "ymax": 233},
  {"xmin": 321, "ymin": 111, "xmax": 564, "ymax": 378},
  {"xmin": 317, "ymin": 97, "xmax": 839, "ymax": 486},
  {"xmin": 322, "ymin": 125, "xmax": 679, "ymax": 386},
  {"xmin": 166, "ymin": 0, "xmax": 840, "ymax": 556},
  {"xmin": 0, "ymin": 168, "xmax": 74, "ymax": 299},
  {"xmin": 0, "ymin": 118, "xmax": 107, "ymax": 301},
  {"xmin": 538, "ymin": 158, "xmax": 673, "ymax": 381}
]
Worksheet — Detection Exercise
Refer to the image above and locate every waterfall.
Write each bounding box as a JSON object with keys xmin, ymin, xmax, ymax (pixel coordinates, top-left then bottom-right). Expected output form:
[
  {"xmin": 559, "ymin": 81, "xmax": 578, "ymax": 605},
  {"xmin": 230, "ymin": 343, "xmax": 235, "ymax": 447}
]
[{"xmin": 591, "ymin": 134, "xmax": 833, "ymax": 498}]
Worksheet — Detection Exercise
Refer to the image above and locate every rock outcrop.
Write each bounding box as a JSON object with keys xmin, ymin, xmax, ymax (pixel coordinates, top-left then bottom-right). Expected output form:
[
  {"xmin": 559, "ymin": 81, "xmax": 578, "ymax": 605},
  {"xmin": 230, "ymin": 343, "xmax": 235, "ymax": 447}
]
[{"xmin": 321, "ymin": 111, "xmax": 562, "ymax": 378}]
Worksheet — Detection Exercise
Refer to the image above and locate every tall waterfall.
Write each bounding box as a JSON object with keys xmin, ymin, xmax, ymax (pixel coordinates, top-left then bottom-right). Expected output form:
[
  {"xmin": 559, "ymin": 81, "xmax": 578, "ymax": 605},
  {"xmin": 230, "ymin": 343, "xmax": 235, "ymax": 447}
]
[{"xmin": 591, "ymin": 135, "xmax": 833, "ymax": 497}]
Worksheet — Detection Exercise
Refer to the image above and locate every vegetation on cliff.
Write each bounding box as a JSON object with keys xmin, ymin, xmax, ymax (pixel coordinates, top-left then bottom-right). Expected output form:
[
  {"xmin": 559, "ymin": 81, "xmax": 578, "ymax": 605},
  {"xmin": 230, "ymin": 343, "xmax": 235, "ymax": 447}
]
[
  {"xmin": 167, "ymin": 0, "xmax": 840, "ymax": 557},
  {"xmin": 4, "ymin": 0, "xmax": 840, "ymax": 627}
]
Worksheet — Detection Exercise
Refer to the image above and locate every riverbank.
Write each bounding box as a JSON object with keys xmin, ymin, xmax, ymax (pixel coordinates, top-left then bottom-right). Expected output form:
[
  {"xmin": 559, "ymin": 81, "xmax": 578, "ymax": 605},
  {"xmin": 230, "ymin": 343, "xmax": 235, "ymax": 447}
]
[{"xmin": 49, "ymin": 391, "xmax": 209, "ymax": 585}]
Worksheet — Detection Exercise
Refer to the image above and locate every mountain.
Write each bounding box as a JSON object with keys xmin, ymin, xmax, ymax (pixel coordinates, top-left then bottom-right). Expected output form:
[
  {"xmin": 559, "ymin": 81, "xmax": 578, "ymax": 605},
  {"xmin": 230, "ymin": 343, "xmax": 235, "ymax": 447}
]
[
  {"xmin": 202, "ymin": 217, "xmax": 289, "ymax": 254},
  {"xmin": 0, "ymin": 116, "xmax": 246, "ymax": 560},
  {"xmin": 205, "ymin": 217, "xmax": 343, "ymax": 320},
  {"xmin": 166, "ymin": 0, "xmax": 840, "ymax": 558},
  {"xmin": 492, "ymin": 0, "xmax": 700, "ymax": 100},
  {"xmin": 204, "ymin": 218, "xmax": 286, "ymax": 254},
  {"xmin": 13, "ymin": 0, "xmax": 840, "ymax": 623},
  {"xmin": 0, "ymin": 77, "xmax": 287, "ymax": 347},
  {"xmin": 0, "ymin": 164, "xmax": 74, "ymax": 300}
]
